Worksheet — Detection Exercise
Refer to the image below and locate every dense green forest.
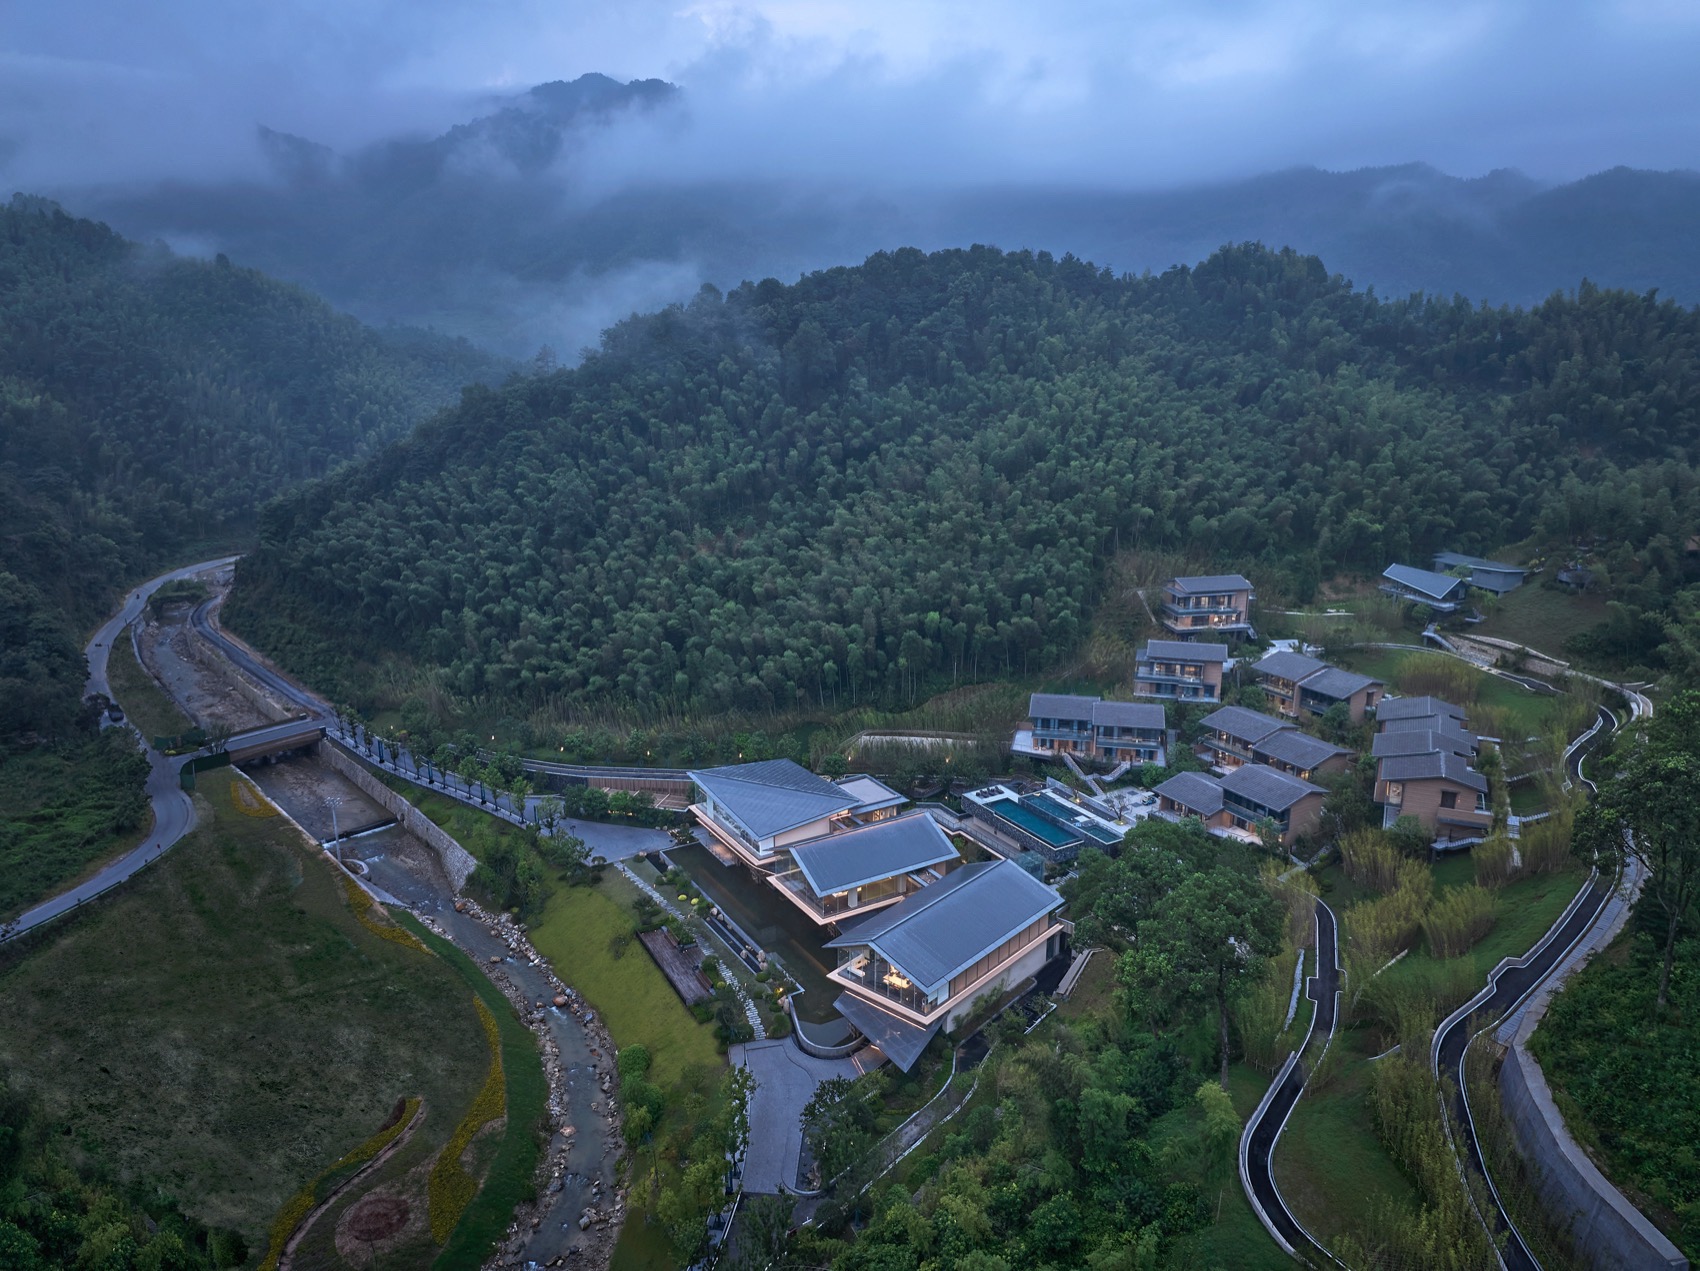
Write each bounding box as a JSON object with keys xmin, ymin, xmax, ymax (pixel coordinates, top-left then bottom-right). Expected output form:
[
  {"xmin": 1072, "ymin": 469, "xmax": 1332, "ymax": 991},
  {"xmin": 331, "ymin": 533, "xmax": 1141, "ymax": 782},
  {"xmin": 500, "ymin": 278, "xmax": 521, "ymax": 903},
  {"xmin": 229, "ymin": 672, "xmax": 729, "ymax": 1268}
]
[
  {"xmin": 0, "ymin": 195, "xmax": 507, "ymax": 743},
  {"xmin": 230, "ymin": 243, "xmax": 1700, "ymax": 728}
]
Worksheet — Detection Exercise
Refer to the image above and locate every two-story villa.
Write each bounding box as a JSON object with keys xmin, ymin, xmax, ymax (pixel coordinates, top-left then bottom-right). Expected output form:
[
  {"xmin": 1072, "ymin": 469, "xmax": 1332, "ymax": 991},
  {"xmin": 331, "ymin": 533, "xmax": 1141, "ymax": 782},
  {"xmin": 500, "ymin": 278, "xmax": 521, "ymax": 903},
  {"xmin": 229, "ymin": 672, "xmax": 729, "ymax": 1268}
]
[
  {"xmin": 688, "ymin": 759, "xmax": 960, "ymax": 926},
  {"xmin": 1252, "ymin": 650, "xmax": 1383, "ymax": 722},
  {"xmin": 1159, "ymin": 574, "xmax": 1256, "ymax": 641},
  {"xmin": 1371, "ymin": 696, "xmax": 1493, "ymax": 842},
  {"xmin": 1373, "ymin": 751, "xmax": 1492, "ymax": 839},
  {"xmin": 1019, "ymin": 693, "xmax": 1167, "ymax": 765},
  {"xmin": 1154, "ymin": 764, "xmax": 1326, "ymax": 849},
  {"xmin": 825, "ymin": 859, "xmax": 1068, "ymax": 1069},
  {"xmin": 1134, "ymin": 639, "xmax": 1228, "ymax": 702}
]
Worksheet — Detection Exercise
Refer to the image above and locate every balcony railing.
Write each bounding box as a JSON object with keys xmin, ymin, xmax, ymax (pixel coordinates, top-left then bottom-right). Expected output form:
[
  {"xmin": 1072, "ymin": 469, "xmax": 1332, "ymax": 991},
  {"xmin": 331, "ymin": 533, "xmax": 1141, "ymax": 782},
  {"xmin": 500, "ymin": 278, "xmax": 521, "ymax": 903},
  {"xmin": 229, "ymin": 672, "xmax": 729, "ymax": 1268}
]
[{"xmin": 1136, "ymin": 665, "xmax": 1210, "ymax": 684}]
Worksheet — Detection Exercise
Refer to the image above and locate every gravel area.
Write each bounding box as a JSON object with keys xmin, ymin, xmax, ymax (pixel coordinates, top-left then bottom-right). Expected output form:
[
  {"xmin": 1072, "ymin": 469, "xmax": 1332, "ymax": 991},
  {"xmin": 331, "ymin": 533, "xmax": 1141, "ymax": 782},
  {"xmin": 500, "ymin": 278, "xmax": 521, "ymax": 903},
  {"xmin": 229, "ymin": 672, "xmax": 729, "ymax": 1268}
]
[
  {"xmin": 247, "ymin": 760, "xmax": 393, "ymax": 840},
  {"xmin": 138, "ymin": 608, "xmax": 274, "ymax": 733}
]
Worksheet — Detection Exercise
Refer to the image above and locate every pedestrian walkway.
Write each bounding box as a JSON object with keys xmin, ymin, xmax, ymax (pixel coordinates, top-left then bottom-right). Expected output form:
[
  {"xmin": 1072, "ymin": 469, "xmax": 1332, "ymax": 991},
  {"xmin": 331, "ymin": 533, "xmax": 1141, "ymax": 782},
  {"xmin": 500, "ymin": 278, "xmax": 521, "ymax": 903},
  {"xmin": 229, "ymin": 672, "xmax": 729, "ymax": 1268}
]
[{"xmin": 733, "ymin": 1039, "xmax": 863, "ymax": 1193}]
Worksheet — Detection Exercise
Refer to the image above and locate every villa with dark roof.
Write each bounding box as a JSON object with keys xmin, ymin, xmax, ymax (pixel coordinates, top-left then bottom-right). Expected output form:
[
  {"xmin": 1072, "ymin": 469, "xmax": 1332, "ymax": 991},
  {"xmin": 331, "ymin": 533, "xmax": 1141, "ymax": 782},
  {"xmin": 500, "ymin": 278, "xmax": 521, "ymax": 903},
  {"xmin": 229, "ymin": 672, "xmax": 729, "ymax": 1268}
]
[
  {"xmin": 1134, "ymin": 639, "xmax": 1228, "ymax": 702},
  {"xmin": 1194, "ymin": 704, "xmax": 1351, "ymax": 782},
  {"xmin": 1252, "ymin": 650, "xmax": 1383, "ymax": 722},
  {"xmin": 688, "ymin": 759, "xmax": 959, "ymax": 925},
  {"xmin": 1374, "ymin": 751, "xmax": 1491, "ymax": 838},
  {"xmin": 1432, "ymin": 552, "xmax": 1527, "ymax": 596},
  {"xmin": 825, "ymin": 858, "xmax": 1068, "ymax": 1068},
  {"xmin": 1371, "ymin": 696, "xmax": 1493, "ymax": 842},
  {"xmin": 1380, "ymin": 563, "xmax": 1470, "ymax": 612},
  {"xmin": 1159, "ymin": 574, "xmax": 1256, "ymax": 641},
  {"xmin": 1018, "ymin": 693, "xmax": 1167, "ymax": 765},
  {"xmin": 1154, "ymin": 763, "xmax": 1326, "ymax": 848}
]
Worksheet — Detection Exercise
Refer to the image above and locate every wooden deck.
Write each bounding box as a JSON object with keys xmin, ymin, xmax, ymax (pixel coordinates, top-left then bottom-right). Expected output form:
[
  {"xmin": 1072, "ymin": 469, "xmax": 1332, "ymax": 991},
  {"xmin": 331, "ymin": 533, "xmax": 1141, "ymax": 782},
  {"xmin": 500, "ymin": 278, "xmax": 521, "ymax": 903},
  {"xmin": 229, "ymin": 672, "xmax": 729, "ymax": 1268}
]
[{"xmin": 638, "ymin": 928, "xmax": 713, "ymax": 1006}]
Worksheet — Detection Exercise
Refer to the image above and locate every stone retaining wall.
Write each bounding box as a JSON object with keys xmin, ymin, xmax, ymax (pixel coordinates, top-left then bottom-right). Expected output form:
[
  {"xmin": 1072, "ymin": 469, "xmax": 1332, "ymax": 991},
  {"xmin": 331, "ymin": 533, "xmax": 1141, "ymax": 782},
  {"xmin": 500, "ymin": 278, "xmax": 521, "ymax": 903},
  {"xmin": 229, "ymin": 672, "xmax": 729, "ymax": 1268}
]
[{"xmin": 321, "ymin": 743, "xmax": 478, "ymax": 891}]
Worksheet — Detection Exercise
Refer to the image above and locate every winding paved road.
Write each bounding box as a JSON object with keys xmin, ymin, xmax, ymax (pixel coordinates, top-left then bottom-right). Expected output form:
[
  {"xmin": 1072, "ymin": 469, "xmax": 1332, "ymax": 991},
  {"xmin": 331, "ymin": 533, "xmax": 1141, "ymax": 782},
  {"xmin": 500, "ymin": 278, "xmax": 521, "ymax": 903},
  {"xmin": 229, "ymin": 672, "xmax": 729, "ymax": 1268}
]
[
  {"xmin": 2, "ymin": 556, "xmax": 239, "ymax": 943},
  {"xmin": 1430, "ymin": 870, "xmax": 1615, "ymax": 1271},
  {"xmin": 1240, "ymin": 898, "xmax": 1345, "ymax": 1267}
]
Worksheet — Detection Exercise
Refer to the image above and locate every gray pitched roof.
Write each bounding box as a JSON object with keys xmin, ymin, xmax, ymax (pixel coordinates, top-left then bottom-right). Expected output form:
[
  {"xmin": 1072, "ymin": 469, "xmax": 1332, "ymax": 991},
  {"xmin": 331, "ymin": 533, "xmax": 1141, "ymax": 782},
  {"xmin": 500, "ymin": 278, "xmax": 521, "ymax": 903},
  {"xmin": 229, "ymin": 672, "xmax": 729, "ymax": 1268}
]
[
  {"xmin": 1298, "ymin": 666, "xmax": 1381, "ymax": 700},
  {"xmin": 1377, "ymin": 752, "xmax": 1488, "ymax": 792},
  {"xmin": 1140, "ymin": 638, "xmax": 1229, "ymax": 663},
  {"xmin": 688, "ymin": 759, "xmax": 858, "ymax": 840},
  {"xmin": 832, "ymin": 993, "xmax": 940, "ymax": 1072},
  {"xmin": 834, "ymin": 774, "xmax": 907, "ymax": 814},
  {"xmin": 1169, "ymin": 574, "xmax": 1254, "ymax": 595},
  {"xmin": 1091, "ymin": 700, "xmax": 1166, "ymax": 730},
  {"xmin": 1199, "ymin": 705, "xmax": 1291, "ymax": 745},
  {"xmin": 1254, "ymin": 649, "xmax": 1328, "ymax": 682},
  {"xmin": 1383, "ymin": 563, "xmax": 1469, "ymax": 601},
  {"xmin": 1376, "ymin": 695, "xmax": 1467, "ymax": 723},
  {"xmin": 1434, "ymin": 551, "xmax": 1524, "ymax": 575},
  {"xmin": 788, "ymin": 813, "xmax": 960, "ymax": 896},
  {"xmin": 1253, "ymin": 730, "xmax": 1350, "ymax": 770},
  {"xmin": 1155, "ymin": 771, "xmax": 1225, "ymax": 815},
  {"xmin": 826, "ymin": 860, "xmax": 1063, "ymax": 997},
  {"xmin": 1028, "ymin": 692, "xmax": 1099, "ymax": 720},
  {"xmin": 1380, "ymin": 715, "xmax": 1477, "ymax": 749},
  {"xmin": 1371, "ymin": 730, "xmax": 1476, "ymax": 759},
  {"xmin": 1220, "ymin": 764, "xmax": 1325, "ymax": 810}
]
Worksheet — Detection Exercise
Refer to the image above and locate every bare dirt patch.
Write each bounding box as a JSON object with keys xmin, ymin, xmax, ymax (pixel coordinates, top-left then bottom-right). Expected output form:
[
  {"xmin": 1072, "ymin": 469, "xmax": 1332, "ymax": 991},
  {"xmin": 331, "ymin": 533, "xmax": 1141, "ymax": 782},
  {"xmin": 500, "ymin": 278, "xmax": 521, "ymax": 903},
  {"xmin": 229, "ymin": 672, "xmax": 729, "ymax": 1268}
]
[
  {"xmin": 332, "ymin": 1164, "xmax": 432, "ymax": 1268},
  {"xmin": 138, "ymin": 607, "xmax": 274, "ymax": 733}
]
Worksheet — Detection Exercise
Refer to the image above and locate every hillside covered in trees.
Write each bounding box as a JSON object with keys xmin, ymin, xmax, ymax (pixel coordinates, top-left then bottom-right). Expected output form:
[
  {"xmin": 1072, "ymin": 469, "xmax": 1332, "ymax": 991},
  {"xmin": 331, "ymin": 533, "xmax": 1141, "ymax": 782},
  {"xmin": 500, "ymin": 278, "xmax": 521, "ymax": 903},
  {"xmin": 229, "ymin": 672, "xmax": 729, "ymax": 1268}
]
[
  {"xmin": 229, "ymin": 243, "xmax": 1700, "ymax": 725},
  {"xmin": 0, "ymin": 196, "xmax": 507, "ymax": 742}
]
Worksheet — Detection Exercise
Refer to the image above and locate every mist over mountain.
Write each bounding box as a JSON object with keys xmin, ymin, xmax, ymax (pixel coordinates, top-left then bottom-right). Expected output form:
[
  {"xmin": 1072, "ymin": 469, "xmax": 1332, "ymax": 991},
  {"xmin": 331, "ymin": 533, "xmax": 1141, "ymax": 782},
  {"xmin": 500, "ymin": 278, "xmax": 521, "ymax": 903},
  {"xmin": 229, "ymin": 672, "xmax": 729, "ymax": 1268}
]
[{"xmin": 46, "ymin": 75, "xmax": 1700, "ymax": 358}]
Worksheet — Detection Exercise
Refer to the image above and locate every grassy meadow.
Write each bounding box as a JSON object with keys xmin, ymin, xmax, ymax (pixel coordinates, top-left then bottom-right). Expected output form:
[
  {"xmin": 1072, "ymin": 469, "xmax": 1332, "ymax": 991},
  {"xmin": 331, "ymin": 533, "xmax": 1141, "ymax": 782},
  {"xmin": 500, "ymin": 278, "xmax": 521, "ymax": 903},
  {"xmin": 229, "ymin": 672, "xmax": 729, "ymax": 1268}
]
[{"xmin": 0, "ymin": 768, "xmax": 507, "ymax": 1267}]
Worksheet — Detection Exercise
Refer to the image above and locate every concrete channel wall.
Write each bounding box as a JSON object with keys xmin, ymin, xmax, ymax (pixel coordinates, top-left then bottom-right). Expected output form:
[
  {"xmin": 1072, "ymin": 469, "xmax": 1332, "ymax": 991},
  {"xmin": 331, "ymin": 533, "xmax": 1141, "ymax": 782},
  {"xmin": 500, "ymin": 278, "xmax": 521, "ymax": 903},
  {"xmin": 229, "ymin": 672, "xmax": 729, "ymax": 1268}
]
[
  {"xmin": 1499, "ymin": 1035, "xmax": 1688, "ymax": 1270},
  {"xmin": 321, "ymin": 743, "xmax": 478, "ymax": 891}
]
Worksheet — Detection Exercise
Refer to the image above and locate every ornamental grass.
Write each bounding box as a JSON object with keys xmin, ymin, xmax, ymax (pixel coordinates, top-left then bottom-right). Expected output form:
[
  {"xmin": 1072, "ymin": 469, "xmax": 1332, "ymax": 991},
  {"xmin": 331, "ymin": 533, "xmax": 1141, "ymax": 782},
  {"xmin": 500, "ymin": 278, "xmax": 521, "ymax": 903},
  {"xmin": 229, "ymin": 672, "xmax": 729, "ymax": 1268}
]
[
  {"xmin": 342, "ymin": 874, "xmax": 429, "ymax": 952},
  {"xmin": 428, "ymin": 996, "xmax": 506, "ymax": 1243},
  {"xmin": 230, "ymin": 779, "xmax": 280, "ymax": 818}
]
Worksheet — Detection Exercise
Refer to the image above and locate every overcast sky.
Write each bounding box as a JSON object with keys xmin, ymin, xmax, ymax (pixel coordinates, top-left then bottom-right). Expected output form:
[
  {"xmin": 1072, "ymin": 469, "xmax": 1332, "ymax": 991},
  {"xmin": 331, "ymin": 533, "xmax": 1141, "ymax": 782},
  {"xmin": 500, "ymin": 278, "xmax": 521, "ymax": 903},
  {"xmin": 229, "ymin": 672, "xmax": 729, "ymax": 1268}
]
[{"xmin": 4, "ymin": 0, "xmax": 1696, "ymax": 191}]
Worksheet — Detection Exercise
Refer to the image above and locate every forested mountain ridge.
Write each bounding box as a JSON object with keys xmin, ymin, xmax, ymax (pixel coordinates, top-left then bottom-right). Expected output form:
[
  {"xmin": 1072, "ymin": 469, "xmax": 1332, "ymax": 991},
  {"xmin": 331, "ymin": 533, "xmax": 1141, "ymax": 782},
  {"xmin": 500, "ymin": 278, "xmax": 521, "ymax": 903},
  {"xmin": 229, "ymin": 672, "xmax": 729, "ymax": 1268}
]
[
  {"xmin": 64, "ymin": 64, "xmax": 1700, "ymax": 357},
  {"xmin": 0, "ymin": 196, "xmax": 509, "ymax": 739},
  {"xmin": 228, "ymin": 243, "xmax": 1700, "ymax": 725}
]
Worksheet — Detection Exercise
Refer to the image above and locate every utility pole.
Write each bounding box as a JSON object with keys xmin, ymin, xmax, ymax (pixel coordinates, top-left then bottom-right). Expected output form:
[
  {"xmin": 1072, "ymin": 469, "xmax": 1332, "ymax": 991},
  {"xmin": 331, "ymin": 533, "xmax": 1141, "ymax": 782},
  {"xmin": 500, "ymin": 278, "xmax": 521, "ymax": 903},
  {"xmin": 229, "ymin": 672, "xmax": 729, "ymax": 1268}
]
[{"xmin": 327, "ymin": 796, "xmax": 345, "ymax": 864}]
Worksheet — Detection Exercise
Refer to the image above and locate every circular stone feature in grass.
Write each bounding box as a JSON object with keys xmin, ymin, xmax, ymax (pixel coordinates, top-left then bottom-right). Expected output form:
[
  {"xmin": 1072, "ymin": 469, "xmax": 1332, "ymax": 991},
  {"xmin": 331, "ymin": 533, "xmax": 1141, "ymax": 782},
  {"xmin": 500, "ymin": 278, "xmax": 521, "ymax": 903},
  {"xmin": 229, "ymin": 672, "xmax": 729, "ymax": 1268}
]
[{"xmin": 345, "ymin": 1194, "xmax": 410, "ymax": 1242}]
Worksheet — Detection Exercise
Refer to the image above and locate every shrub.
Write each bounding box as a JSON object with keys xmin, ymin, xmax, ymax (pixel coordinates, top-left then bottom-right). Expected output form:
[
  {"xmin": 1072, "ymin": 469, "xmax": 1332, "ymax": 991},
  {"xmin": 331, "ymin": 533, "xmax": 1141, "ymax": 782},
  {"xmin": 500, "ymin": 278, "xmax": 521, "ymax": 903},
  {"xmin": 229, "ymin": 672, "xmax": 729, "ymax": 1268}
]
[
  {"xmin": 616, "ymin": 1044, "xmax": 653, "ymax": 1081},
  {"xmin": 1393, "ymin": 652, "xmax": 1481, "ymax": 707},
  {"xmin": 1474, "ymin": 835, "xmax": 1517, "ymax": 889},
  {"xmin": 1342, "ymin": 860, "xmax": 1433, "ymax": 969},
  {"xmin": 1518, "ymin": 806, "xmax": 1574, "ymax": 876},
  {"xmin": 341, "ymin": 875, "xmax": 428, "ymax": 953},
  {"xmin": 1339, "ymin": 829, "xmax": 1405, "ymax": 894},
  {"xmin": 1422, "ymin": 885, "xmax": 1498, "ymax": 960}
]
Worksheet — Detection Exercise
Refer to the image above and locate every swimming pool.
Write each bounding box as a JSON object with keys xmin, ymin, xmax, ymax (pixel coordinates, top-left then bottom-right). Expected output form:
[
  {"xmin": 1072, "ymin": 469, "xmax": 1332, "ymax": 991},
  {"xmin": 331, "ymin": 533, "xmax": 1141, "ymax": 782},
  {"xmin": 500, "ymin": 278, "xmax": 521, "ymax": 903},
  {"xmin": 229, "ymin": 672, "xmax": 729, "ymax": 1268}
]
[{"xmin": 991, "ymin": 799, "xmax": 1082, "ymax": 849}]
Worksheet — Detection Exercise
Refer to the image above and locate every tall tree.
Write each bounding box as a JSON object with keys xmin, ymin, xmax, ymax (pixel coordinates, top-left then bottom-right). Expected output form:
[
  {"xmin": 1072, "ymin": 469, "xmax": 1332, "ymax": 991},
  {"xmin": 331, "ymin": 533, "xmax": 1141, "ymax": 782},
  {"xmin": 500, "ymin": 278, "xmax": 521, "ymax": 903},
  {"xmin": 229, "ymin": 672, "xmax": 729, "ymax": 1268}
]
[{"xmin": 1120, "ymin": 864, "xmax": 1282, "ymax": 1088}]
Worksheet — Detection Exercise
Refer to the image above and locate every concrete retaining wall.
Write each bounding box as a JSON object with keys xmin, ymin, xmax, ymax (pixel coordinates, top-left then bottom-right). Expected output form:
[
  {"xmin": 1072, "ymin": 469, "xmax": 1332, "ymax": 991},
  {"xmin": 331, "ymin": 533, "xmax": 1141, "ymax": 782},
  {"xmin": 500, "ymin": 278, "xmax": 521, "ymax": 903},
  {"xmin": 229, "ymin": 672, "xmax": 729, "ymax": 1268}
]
[
  {"xmin": 322, "ymin": 743, "xmax": 478, "ymax": 891},
  {"xmin": 1499, "ymin": 1041, "xmax": 1688, "ymax": 1270}
]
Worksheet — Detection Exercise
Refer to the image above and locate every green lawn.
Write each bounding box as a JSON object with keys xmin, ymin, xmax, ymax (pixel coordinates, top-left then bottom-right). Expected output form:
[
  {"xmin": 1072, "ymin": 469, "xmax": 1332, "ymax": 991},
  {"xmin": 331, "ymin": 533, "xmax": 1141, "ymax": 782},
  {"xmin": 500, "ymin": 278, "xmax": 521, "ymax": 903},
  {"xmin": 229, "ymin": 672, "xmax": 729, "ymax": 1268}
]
[
  {"xmin": 0, "ymin": 768, "xmax": 494, "ymax": 1262},
  {"xmin": 1272, "ymin": 1028, "xmax": 1422, "ymax": 1248},
  {"xmin": 527, "ymin": 871, "xmax": 723, "ymax": 1094},
  {"xmin": 1475, "ymin": 584, "xmax": 1610, "ymax": 662},
  {"xmin": 106, "ymin": 634, "xmax": 194, "ymax": 742}
]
